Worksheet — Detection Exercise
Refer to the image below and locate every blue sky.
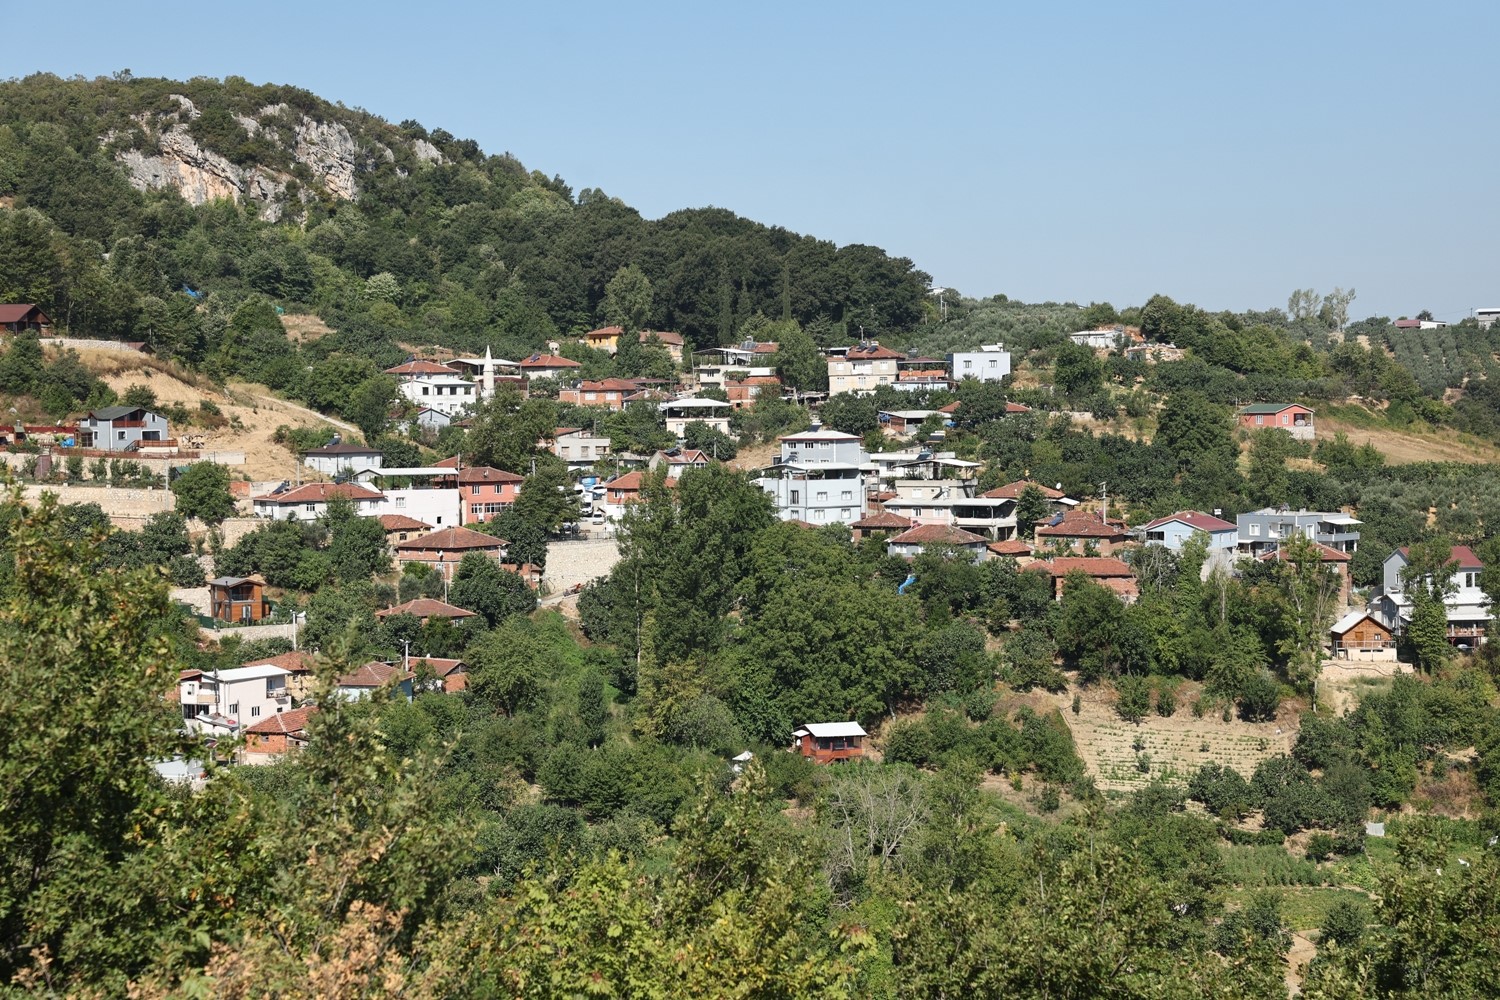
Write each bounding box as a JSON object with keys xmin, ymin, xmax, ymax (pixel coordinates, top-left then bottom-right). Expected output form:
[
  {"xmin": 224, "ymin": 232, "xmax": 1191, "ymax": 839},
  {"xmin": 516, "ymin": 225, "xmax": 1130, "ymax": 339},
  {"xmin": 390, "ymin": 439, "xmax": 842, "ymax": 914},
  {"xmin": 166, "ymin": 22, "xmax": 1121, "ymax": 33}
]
[{"xmin": 9, "ymin": 0, "xmax": 1498, "ymax": 320}]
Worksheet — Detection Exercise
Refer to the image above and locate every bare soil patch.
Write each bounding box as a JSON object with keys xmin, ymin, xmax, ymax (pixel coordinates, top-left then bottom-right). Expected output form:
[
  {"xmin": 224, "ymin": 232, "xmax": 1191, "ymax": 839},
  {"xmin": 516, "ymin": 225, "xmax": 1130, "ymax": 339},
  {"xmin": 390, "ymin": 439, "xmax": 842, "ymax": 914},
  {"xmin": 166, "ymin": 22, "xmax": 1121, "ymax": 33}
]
[
  {"xmin": 1316, "ymin": 417, "xmax": 1500, "ymax": 465},
  {"xmin": 280, "ymin": 312, "xmax": 334, "ymax": 344}
]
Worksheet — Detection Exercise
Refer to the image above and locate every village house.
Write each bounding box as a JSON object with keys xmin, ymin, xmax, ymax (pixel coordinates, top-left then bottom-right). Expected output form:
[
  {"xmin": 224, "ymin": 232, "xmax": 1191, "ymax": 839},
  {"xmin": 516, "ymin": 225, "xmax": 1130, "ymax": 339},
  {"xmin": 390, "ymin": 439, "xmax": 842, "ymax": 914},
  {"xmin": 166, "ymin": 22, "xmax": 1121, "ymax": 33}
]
[
  {"xmin": 649, "ymin": 448, "xmax": 710, "ymax": 472},
  {"xmin": 394, "ymin": 526, "xmax": 507, "ymax": 583},
  {"xmin": 242, "ymin": 651, "xmax": 318, "ymax": 700},
  {"xmin": 1237, "ymin": 403, "xmax": 1315, "ymax": 440},
  {"xmin": 792, "ymin": 722, "xmax": 867, "ymax": 764},
  {"xmin": 77, "ymin": 405, "xmax": 170, "ymax": 452},
  {"xmin": 659, "ymin": 397, "xmax": 733, "ymax": 436},
  {"xmin": 178, "ymin": 663, "xmax": 292, "ymax": 736},
  {"xmin": 518, "ymin": 353, "xmax": 583, "ymax": 381},
  {"xmin": 1139, "ymin": 510, "xmax": 1238, "ymax": 555},
  {"xmin": 597, "ymin": 470, "xmax": 677, "ymax": 521},
  {"xmin": 827, "ymin": 341, "xmax": 903, "ymax": 396},
  {"xmin": 1258, "ymin": 541, "xmax": 1354, "ymax": 606},
  {"xmin": 1068, "ymin": 328, "xmax": 1125, "ymax": 351},
  {"xmin": 252, "ymin": 481, "xmax": 386, "ymax": 521},
  {"xmin": 335, "ymin": 661, "xmax": 414, "ymax": 702},
  {"xmin": 893, "ymin": 369, "xmax": 953, "ymax": 393},
  {"xmin": 849, "ymin": 510, "xmax": 913, "ymax": 541},
  {"xmin": 374, "ymin": 597, "xmax": 479, "ymax": 626},
  {"xmin": 946, "ymin": 343, "xmax": 1012, "ymax": 383},
  {"xmin": 385, "ymin": 360, "xmax": 480, "ymax": 417},
  {"xmin": 1123, "ymin": 342, "xmax": 1186, "ymax": 364},
  {"xmin": 549, "ymin": 427, "xmax": 612, "ymax": 470},
  {"xmin": 986, "ymin": 538, "xmax": 1035, "ymax": 563},
  {"xmin": 409, "ymin": 406, "xmax": 452, "ymax": 432},
  {"xmin": 638, "ymin": 330, "xmax": 685, "ymax": 363},
  {"xmin": 558, "ymin": 378, "xmax": 645, "ymax": 410},
  {"xmin": 1034, "ymin": 510, "xmax": 1133, "ymax": 555},
  {"xmin": 754, "ymin": 427, "xmax": 868, "ymax": 525},
  {"xmin": 379, "ymin": 513, "xmax": 433, "ymax": 546},
  {"xmin": 0, "ymin": 303, "xmax": 52, "ymax": 334},
  {"xmin": 453, "ymin": 466, "xmax": 524, "ymax": 524},
  {"xmin": 725, "ymin": 374, "xmax": 782, "ymax": 408},
  {"xmin": 410, "ymin": 656, "xmax": 469, "ymax": 693},
  {"xmin": 879, "ymin": 409, "xmax": 941, "ymax": 439},
  {"xmin": 301, "ymin": 442, "xmax": 384, "ymax": 477},
  {"xmin": 1372, "ymin": 545, "xmax": 1490, "ymax": 646},
  {"xmin": 1026, "ymin": 556, "xmax": 1140, "ymax": 603},
  {"xmin": 243, "ymin": 706, "xmax": 317, "ymax": 759},
  {"xmin": 1236, "ymin": 508, "xmax": 1360, "ymax": 557},
  {"xmin": 947, "ymin": 480, "xmax": 1076, "ymax": 541},
  {"xmin": 886, "ymin": 522, "xmax": 991, "ymax": 562},
  {"xmin": 206, "ymin": 575, "xmax": 272, "ymax": 624},
  {"xmin": 581, "ymin": 325, "xmax": 625, "ymax": 352},
  {"xmin": 1329, "ymin": 611, "xmax": 1396, "ymax": 658}
]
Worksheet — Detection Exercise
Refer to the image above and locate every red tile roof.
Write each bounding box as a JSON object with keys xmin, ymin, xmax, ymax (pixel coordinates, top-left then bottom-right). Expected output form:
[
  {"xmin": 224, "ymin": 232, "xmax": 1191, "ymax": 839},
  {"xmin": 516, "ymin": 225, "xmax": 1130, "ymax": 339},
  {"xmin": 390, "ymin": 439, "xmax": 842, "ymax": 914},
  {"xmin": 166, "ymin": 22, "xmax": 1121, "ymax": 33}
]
[
  {"xmin": 1029, "ymin": 556, "xmax": 1136, "ymax": 578},
  {"xmin": 375, "ymin": 598, "xmax": 477, "ymax": 621},
  {"xmin": 1142, "ymin": 510, "xmax": 1236, "ymax": 533},
  {"xmin": 982, "ymin": 480, "xmax": 1066, "ymax": 500},
  {"xmin": 254, "ymin": 482, "xmax": 384, "ymax": 504},
  {"xmin": 0, "ymin": 304, "xmax": 48, "ymax": 324},
  {"xmin": 1259, "ymin": 542, "xmax": 1353, "ymax": 564},
  {"xmin": 242, "ymin": 651, "xmax": 318, "ymax": 674},
  {"xmin": 889, "ymin": 523, "xmax": 990, "ymax": 546},
  {"xmin": 1036, "ymin": 513, "xmax": 1129, "ymax": 539},
  {"xmin": 851, "ymin": 511, "xmax": 913, "ymax": 530},
  {"xmin": 394, "ymin": 526, "xmax": 506, "ymax": 552},
  {"xmin": 520, "ymin": 353, "xmax": 581, "ymax": 368},
  {"xmin": 584, "ymin": 325, "xmax": 624, "ymax": 338},
  {"xmin": 385, "ymin": 360, "xmax": 459, "ymax": 375},
  {"xmin": 576, "ymin": 378, "xmax": 644, "ymax": 391},
  {"xmin": 1395, "ymin": 545, "xmax": 1481, "ymax": 570},
  {"xmin": 846, "ymin": 343, "xmax": 906, "ymax": 360},
  {"xmin": 456, "ymin": 466, "xmax": 524, "ymax": 485},
  {"xmin": 244, "ymin": 706, "xmax": 317, "ymax": 736},
  {"xmin": 987, "ymin": 539, "xmax": 1033, "ymax": 556},
  {"xmin": 379, "ymin": 514, "xmax": 432, "ymax": 531},
  {"xmin": 410, "ymin": 656, "xmax": 466, "ymax": 677},
  {"xmin": 605, "ymin": 471, "xmax": 677, "ymax": 492},
  {"xmin": 336, "ymin": 661, "xmax": 411, "ymax": 688},
  {"xmin": 640, "ymin": 330, "xmax": 684, "ymax": 346}
]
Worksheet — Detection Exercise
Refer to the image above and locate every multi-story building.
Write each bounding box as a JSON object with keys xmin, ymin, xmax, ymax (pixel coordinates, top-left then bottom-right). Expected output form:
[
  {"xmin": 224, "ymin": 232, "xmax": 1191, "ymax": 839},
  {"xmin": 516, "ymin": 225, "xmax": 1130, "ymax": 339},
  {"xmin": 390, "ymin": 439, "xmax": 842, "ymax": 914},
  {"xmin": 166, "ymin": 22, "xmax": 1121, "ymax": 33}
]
[
  {"xmin": 659, "ymin": 398, "xmax": 733, "ymax": 436},
  {"xmin": 754, "ymin": 427, "xmax": 868, "ymax": 525},
  {"xmin": 1236, "ymin": 508, "xmax": 1360, "ymax": 557},
  {"xmin": 178, "ymin": 663, "xmax": 293, "ymax": 736},
  {"xmin": 946, "ymin": 343, "xmax": 1012, "ymax": 383},
  {"xmin": 252, "ymin": 482, "xmax": 386, "ymax": 521},
  {"xmin": 1372, "ymin": 545, "xmax": 1490, "ymax": 646},
  {"xmin": 302, "ymin": 443, "xmax": 384, "ymax": 477},
  {"xmin": 827, "ymin": 341, "xmax": 903, "ymax": 396},
  {"xmin": 550, "ymin": 427, "xmax": 613, "ymax": 470},
  {"xmin": 78, "ymin": 406, "xmax": 170, "ymax": 451}
]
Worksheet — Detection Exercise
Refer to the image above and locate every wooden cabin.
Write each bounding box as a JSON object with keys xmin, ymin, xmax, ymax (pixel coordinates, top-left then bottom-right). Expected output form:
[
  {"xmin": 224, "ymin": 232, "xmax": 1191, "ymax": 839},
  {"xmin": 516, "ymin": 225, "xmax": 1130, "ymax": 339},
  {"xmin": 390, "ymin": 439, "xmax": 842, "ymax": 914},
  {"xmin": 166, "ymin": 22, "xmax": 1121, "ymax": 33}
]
[
  {"xmin": 792, "ymin": 722, "xmax": 867, "ymax": 764},
  {"xmin": 207, "ymin": 576, "xmax": 271, "ymax": 624}
]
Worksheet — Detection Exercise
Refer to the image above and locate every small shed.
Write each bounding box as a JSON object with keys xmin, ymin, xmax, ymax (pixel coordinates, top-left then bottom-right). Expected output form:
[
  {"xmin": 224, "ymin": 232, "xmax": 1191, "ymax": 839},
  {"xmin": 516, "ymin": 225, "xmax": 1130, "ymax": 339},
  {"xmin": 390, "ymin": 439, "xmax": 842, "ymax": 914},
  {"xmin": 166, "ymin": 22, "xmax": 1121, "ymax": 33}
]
[{"xmin": 792, "ymin": 721, "xmax": 867, "ymax": 764}]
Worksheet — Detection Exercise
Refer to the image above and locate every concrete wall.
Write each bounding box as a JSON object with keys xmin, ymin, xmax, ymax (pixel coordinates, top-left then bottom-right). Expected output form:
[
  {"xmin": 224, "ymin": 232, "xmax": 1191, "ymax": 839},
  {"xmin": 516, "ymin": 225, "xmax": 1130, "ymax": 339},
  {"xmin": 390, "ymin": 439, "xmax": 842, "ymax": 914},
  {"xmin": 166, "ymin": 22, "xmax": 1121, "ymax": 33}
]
[{"xmin": 20, "ymin": 483, "xmax": 175, "ymax": 515}]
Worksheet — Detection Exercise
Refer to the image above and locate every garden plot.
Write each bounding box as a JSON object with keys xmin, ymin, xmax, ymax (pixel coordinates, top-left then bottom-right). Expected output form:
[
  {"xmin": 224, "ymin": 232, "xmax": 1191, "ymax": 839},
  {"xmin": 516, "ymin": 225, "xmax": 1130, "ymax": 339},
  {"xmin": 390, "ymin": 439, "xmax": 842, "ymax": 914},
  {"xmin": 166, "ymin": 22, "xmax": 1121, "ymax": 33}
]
[{"xmin": 1050, "ymin": 683, "xmax": 1298, "ymax": 793}]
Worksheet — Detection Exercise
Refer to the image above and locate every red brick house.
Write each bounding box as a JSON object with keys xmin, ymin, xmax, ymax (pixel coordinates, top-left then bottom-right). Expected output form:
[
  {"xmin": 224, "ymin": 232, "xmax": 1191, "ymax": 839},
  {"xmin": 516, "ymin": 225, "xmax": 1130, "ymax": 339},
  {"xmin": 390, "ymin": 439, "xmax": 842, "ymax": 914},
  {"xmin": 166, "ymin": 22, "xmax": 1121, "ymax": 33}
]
[
  {"xmin": 792, "ymin": 722, "xmax": 867, "ymax": 764},
  {"xmin": 558, "ymin": 378, "xmax": 644, "ymax": 411},
  {"xmin": 1238, "ymin": 403, "xmax": 1315, "ymax": 440},
  {"xmin": 1026, "ymin": 557, "xmax": 1140, "ymax": 603},
  {"xmin": 455, "ymin": 466, "xmax": 524, "ymax": 524},
  {"xmin": 1034, "ymin": 510, "xmax": 1132, "ymax": 555},
  {"xmin": 394, "ymin": 526, "xmax": 507, "ymax": 581},
  {"xmin": 244, "ymin": 706, "xmax": 317, "ymax": 757},
  {"xmin": 374, "ymin": 598, "xmax": 479, "ymax": 625}
]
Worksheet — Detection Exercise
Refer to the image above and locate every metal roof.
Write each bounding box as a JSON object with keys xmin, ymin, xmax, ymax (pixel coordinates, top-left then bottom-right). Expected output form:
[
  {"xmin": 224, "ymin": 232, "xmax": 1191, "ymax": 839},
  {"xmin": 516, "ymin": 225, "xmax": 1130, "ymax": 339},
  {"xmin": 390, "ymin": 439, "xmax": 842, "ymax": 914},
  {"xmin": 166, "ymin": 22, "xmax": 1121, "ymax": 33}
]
[{"xmin": 801, "ymin": 722, "xmax": 867, "ymax": 738}]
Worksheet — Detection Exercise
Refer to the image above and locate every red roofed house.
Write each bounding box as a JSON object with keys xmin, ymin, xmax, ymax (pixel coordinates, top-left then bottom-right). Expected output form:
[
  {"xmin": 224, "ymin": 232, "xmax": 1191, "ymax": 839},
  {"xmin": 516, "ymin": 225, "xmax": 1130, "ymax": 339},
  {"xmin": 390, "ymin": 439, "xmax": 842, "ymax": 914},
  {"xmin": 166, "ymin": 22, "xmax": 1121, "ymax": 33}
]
[
  {"xmin": 1258, "ymin": 541, "xmax": 1354, "ymax": 605},
  {"xmin": 375, "ymin": 598, "xmax": 478, "ymax": 625},
  {"xmin": 243, "ymin": 650, "xmax": 319, "ymax": 700},
  {"xmin": 379, "ymin": 513, "xmax": 433, "ymax": 546},
  {"xmin": 0, "ymin": 303, "xmax": 52, "ymax": 334},
  {"xmin": 244, "ymin": 706, "xmax": 317, "ymax": 758},
  {"xmin": 725, "ymin": 374, "xmax": 783, "ymax": 409},
  {"xmin": 558, "ymin": 378, "xmax": 643, "ymax": 410},
  {"xmin": 394, "ymin": 526, "xmax": 507, "ymax": 582},
  {"xmin": 1238, "ymin": 403, "xmax": 1315, "ymax": 440},
  {"xmin": 455, "ymin": 466, "xmax": 524, "ymax": 524},
  {"xmin": 1140, "ymin": 510, "xmax": 1238, "ymax": 555},
  {"xmin": 599, "ymin": 470, "xmax": 676, "ymax": 521},
  {"xmin": 950, "ymin": 480, "xmax": 1076, "ymax": 542},
  {"xmin": 828, "ymin": 341, "xmax": 905, "ymax": 396},
  {"xmin": 986, "ymin": 538, "xmax": 1035, "ymax": 564},
  {"xmin": 519, "ymin": 353, "xmax": 583, "ymax": 380},
  {"xmin": 335, "ymin": 661, "xmax": 414, "ymax": 701},
  {"xmin": 1027, "ymin": 557, "xmax": 1140, "ymax": 603},
  {"xmin": 581, "ymin": 325, "xmax": 625, "ymax": 352},
  {"xmin": 410, "ymin": 656, "xmax": 469, "ymax": 693},
  {"xmin": 638, "ymin": 330, "xmax": 685, "ymax": 363},
  {"xmin": 1034, "ymin": 510, "xmax": 1133, "ymax": 556},
  {"xmin": 850, "ymin": 510, "xmax": 913, "ymax": 541},
  {"xmin": 649, "ymin": 448, "xmax": 710, "ymax": 472},
  {"xmin": 1374, "ymin": 545, "xmax": 1489, "ymax": 644},
  {"xmin": 887, "ymin": 522, "xmax": 991, "ymax": 562},
  {"xmin": 252, "ymin": 482, "xmax": 385, "ymax": 522}
]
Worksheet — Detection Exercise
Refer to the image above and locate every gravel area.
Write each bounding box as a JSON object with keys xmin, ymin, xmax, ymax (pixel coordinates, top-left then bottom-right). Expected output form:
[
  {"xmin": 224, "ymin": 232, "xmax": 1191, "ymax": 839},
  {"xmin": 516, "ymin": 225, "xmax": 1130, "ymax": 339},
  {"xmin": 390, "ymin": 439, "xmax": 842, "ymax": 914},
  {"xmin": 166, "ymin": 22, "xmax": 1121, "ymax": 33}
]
[{"xmin": 543, "ymin": 535, "xmax": 621, "ymax": 595}]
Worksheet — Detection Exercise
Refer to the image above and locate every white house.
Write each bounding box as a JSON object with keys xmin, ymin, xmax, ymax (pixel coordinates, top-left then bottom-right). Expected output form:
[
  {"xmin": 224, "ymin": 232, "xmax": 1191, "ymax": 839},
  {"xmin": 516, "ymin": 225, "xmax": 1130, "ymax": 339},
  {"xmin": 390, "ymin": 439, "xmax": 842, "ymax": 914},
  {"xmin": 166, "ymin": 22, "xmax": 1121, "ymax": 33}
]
[
  {"xmin": 658, "ymin": 398, "xmax": 733, "ymax": 436},
  {"xmin": 946, "ymin": 343, "xmax": 1012, "ymax": 383},
  {"xmin": 1373, "ymin": 545, "xmax": 1490, "ymax": 645},
  {"xmin": 1069, "ymin": 329, "xmax": 1122, "ymax": 350},
  {"xmin": 178, "ymin": 664, "xmax": 292, "ymax": 735},
  {"xmin": 550, "ymin": 427, "xmax": 613, "ymax": 470},
  {"xmin": 334, "ymin": 661, "xmax": 414, "ymax": 702},
  {"xmin": 302, "ymin": 443, "xmax": 384, "ymax": 478},
  {"xmin": 827, "ymin": 342, "xmax": 903, "ymax": 396},
  {"xmin": 252, "ymin": 482, "xmax": 386, "ymax": 521},
  {"xmin": 753, "ymin": 426, "xmax": 869, "ymax": 525},
  {"xmin": 1139, "ymin": 510, "xmax": 1238, "ymax": 554}
]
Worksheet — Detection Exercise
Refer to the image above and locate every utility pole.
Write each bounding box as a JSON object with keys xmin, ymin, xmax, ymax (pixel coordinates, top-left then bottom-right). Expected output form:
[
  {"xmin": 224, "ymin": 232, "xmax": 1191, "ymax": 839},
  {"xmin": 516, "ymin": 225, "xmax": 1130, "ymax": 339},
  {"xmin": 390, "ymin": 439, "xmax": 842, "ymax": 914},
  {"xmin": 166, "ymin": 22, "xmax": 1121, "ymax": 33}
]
[{"xmin": 1100, "ymin": 481, "xmax": 1108, "ymax": 522}]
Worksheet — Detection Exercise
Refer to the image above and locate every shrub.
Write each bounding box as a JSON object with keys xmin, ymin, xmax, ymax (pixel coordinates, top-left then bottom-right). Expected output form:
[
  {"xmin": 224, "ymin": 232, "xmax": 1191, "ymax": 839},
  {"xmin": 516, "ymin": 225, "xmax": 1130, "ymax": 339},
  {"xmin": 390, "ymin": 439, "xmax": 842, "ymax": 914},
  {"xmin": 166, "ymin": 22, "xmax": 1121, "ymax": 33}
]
[
  {"xmin": 1321, "ymin": 898, "xmax": 1369, "ymax": 948},
  {"xmin": 1305, "ymin": 832, "xmax": 1337, "ymax": 862},
  {"xmin": 1117, "ymin": 675, "xmax": 1151, "ymax": 723},
  {"xmin": 1155, "ymin": 683, "xmax": 1177, "ymax": 717}
]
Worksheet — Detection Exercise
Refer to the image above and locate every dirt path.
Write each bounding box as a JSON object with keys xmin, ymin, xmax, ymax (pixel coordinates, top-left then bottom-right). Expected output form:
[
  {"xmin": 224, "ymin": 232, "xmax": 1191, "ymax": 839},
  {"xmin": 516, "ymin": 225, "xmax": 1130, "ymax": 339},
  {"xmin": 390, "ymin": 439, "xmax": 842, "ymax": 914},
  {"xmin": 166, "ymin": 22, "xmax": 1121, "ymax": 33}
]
[{"xmin": 1286, "ymin": 933, "xmax": 1317, "ymax": 995}]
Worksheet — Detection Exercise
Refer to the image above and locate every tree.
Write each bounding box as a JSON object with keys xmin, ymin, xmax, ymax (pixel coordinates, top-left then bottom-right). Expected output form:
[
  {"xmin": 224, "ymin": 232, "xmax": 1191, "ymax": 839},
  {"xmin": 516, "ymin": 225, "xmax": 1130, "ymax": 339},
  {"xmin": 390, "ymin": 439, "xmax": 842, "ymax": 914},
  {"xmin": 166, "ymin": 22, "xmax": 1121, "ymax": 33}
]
[
  {"xmin": 347, "ymin": 375, "xmax": 399, "ymax": 444},
  {"xmin": 449, "ymin": 553, "xmax": 536, "ymax": 627},
  {"xmin": 1321, "ymin": 287, "xmax": 1356, "ymax": 332},
  {"xmin": 324, "ymin": 498, "xmax": 390, "ymax": 582},
  {"xmin": 170, "ymin": 461, "xmax": 236, "ymax": 524},
  {"xmin": 1053, "ymin": 341, "xmax": 1103, "ymax": 397},
  {"xmin": 1014, "ymin": 484, "xmax": 1051, "ymax": 540},
  {"xmin": 121, "ymin": 383, "xmax": 157, "ymax": 409},
  {"xmin": 512, "ymin": 460, "xmax": 576, "ymax": 533},
  {"xmin": 768, "ymin": 319, "xmax": 828, "ymax": 392},
  {"xmin": 1288, "ymin": 288, "xmax": 1321, "ymax": 323},
  {"xmin": 602, "ymin": 264, "xmax": 653, "ymax": 333},
  {"xmin": 578, "ymin": 669, "xmax": 608, "ymax": 747},
  {"xmin": 1400, "ymin": 539, "xmax": 1459, "ymax": 672},
  {"xmin": 682, "ymin": 419, "xmax": 737, "ymax": 460}
]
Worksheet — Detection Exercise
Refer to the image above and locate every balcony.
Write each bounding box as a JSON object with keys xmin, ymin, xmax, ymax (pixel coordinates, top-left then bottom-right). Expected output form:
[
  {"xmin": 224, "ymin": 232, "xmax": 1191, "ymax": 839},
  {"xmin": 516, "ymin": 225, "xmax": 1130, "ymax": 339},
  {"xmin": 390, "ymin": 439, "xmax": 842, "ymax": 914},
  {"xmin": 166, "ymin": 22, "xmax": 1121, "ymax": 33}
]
[{"xmin": 181, "ymin": 690, "xmax": 216, "ymax": 706}]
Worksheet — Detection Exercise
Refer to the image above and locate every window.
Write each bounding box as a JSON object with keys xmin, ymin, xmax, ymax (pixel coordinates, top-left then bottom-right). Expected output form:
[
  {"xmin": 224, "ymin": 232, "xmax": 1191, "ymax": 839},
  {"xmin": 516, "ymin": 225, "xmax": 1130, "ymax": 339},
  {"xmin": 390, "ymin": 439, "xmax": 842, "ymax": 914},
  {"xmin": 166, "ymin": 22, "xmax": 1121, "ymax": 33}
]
[
  {"xmin": 251, "ymin": 706, "xmax": 261, "ymax": 718},
  {"xmin": 841, "ymin": 508, "xmax": 852, "ymax": 519},
  {"xmin": 228, "ymin": 703, "xmax": 239, "ymax": 716},
  {"xmin": 421, "ymin": 386, "xmax": 430, "ymax": 395},
  {"xmin": 470, "ymin": 486, "xmax": 481, "ymax": 496},
  {"xmin": 117, "ymin": 430, "xmax": 126, "ymax": 440},
  {"xmin": 816, "ymin": 492, "xmax": 828, "ymax": 502},
  {"xmin": 964, "ymin": 359, "xmax": 973, "ymax": 370},
  {"xmin": 1255, "ymin": 415, "xmax": 1265, "ymax": 425},
  {"xmin": 305, "ymin": 503, "xmax": 316, "ymax": 512},
  {"xmin": 1249, "ymin": 523, "xmax": 1261, "ymax": 536},
  {"xmin": 842, "ymin": 491, "xmax": 853, "ymax": 501},
  {"xmin": 1465, "ymin": 572, "xmax": 1478, "ymax": 589},
  {"xmin": 395, "ymin": 497, "xmax": 406, "ymax": 508},
  {"xmin": 790, "ymin": 490, "xmax": 800, "ymax": 504}
]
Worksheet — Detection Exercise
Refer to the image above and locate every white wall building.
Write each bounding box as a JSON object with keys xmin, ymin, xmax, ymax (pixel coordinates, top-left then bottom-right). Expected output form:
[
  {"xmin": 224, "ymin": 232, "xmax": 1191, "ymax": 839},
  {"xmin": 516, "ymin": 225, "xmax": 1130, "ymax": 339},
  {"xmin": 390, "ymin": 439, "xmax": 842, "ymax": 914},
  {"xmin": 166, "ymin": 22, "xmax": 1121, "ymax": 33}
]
[
  {"xmin": 302, "ymin": 444, "xmax": 384, "ymax": 477},
  {"xmin": 946, "ymin": 343, "xmax": 1012, "ymax": 383},
  {"xmin": 179, "ymin": 664, "xmax": 292, "ymax": 735},
  {"xmin": 659, "ymin": 398, "xmax": 733, "ymax": 436}
]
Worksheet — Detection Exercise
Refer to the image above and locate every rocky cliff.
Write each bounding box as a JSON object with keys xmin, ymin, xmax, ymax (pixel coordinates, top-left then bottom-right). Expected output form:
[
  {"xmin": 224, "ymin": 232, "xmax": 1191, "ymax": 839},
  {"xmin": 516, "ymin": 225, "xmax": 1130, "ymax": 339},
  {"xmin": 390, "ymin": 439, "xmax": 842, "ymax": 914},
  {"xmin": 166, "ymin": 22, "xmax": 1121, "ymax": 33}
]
[{"xmin": 108, "ymin": 94, "xmax": 440, "ymax": 221}]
